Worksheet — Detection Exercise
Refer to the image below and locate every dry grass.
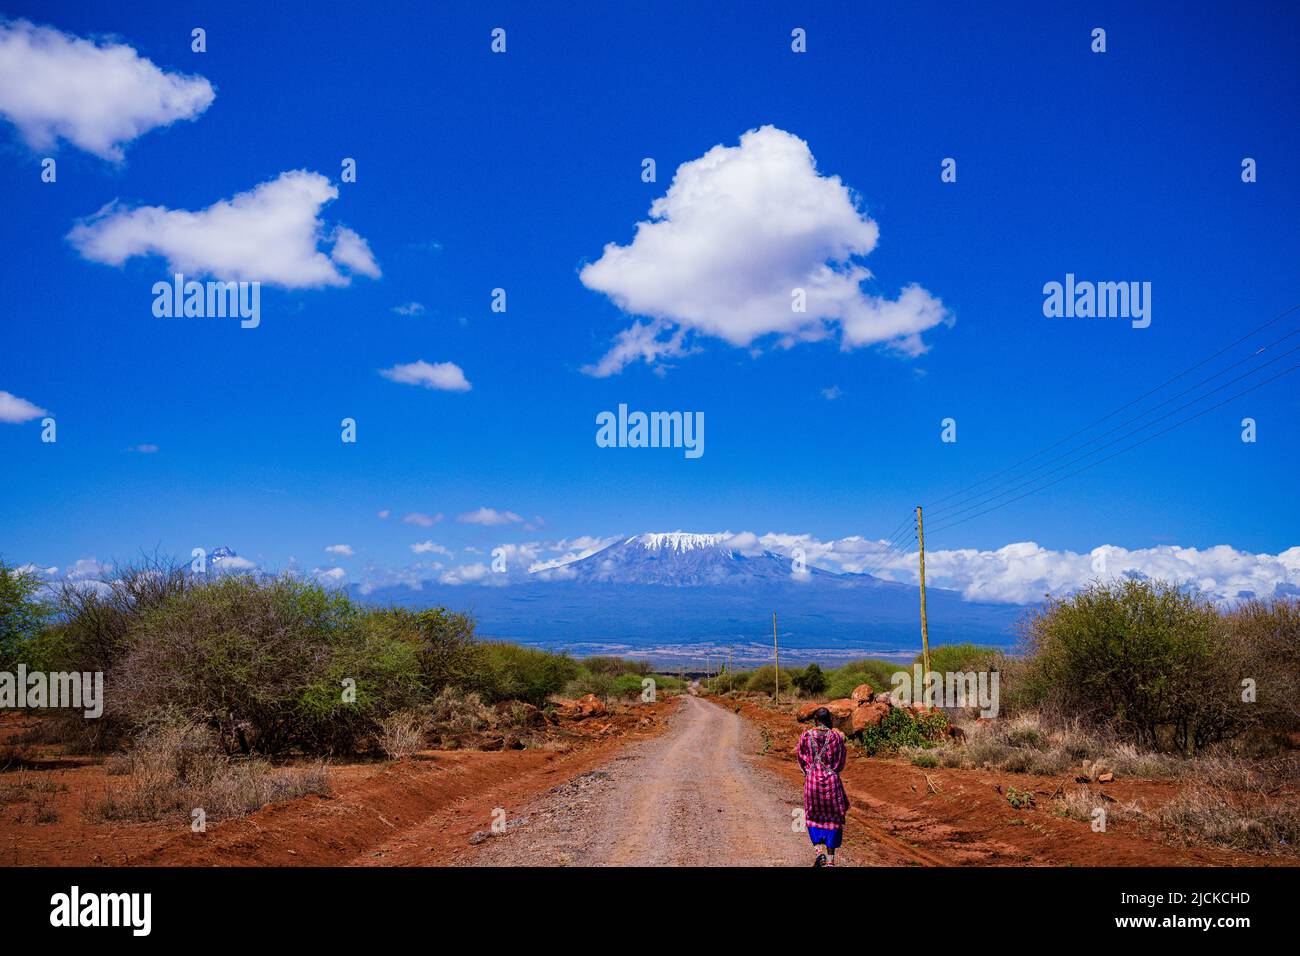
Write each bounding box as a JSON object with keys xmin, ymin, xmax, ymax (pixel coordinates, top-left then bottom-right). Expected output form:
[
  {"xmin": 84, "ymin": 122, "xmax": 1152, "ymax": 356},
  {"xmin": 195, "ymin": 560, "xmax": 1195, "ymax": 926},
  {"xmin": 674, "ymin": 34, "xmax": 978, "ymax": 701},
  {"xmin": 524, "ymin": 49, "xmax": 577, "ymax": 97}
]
[
  {"xmin": 94, "ymin": 722, "xmax": 328, "ymax": 823},
  {"xmin": 1156, "ymin": 783, "xmax": 1300, "ymax": 856},
  {"xmin": 376, "ymin": 710, "xmax": 427, "ymax": 760},
  {"xmin": 425, "ymin": 687, "xmax": 493, "ymax": 734},
  {"xmin": 931, "ymin": 713, "xmax": 1300, "ymax": 856},
  {"xmin": 0, "ymin": 771, "xmax": 68, "ymax": 824},
  {"xmin": 936, "ymin": 712, "xmax": 1187, "ymax": 777}
]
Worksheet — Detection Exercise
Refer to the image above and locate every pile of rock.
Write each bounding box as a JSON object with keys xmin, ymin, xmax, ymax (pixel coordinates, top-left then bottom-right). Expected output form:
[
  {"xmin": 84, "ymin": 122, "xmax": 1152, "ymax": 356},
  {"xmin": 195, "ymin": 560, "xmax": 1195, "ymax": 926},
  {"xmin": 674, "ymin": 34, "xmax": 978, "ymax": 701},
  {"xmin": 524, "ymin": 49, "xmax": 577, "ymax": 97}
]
[
  {"xmin": 796, "ymin": 683, "xmax": 937, "ymax": 738},
  {"xmin": 553, "ymin": 693, "xmax": 607, "ymax": 720}
]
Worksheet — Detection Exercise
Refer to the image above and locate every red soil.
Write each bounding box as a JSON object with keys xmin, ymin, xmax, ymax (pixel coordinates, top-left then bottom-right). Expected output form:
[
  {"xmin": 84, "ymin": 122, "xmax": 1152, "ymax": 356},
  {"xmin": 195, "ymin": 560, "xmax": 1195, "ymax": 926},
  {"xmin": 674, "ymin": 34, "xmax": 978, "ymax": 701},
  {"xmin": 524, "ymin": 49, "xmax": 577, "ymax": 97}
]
[{"xmin": 731, "ymin": 697, "xmax": 1293, "ymax": 867}]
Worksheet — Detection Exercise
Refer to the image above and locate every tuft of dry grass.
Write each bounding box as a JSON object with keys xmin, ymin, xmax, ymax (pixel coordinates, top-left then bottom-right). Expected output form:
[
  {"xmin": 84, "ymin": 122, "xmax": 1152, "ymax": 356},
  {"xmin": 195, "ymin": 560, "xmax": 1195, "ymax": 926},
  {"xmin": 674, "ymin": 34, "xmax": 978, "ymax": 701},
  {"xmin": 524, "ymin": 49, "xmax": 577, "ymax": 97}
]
[
  {"xmin": 94, "ymin": 722, "xmax": 328, "ymax": 823},
  {"xmin": 1157, "ymin": 784, "xmax": 1300, "ymax": 856},
  {"xmin": 376, "ymin": 710, "xmax": 427, "ymax": 760},
  {"xmin": 934, "ymin": 711, "xmax": 1188, "ymax": 778},
  {"xmin": 425, "ymin": 687, "xmax": 493, "ymax": 734}
]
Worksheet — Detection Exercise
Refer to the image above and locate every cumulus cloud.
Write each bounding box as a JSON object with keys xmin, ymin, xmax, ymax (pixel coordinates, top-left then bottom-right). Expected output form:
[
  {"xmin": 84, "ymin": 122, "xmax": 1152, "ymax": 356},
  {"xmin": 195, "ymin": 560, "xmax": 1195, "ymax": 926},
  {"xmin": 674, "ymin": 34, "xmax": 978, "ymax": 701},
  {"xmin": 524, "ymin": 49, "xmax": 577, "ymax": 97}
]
[
  {"xmin": 380, "ymin": 360, "xmax": 471, "ymax": 392},
  {"xmin": 328, "ymin": 226, "xmax": 380, "ymax": 278},
  {"xmin": 313, "ymin": 566, "xmax": 347, "ymax": 583},
  {"xmin": 392, "ymin": 302, "xmax": 426, "ymax": 316},
  {"xmin": 529, "ymin": 535, "xmax": 623, "ymax": 572},
  {"xmin": 458, "ymin": 507, "xmax": 524, "ymax": 527},
  {"xmin": 699, "ymin": 532, "xmax": 1300, "ymax": 606},
  {"xmin": 439, "ymin": 562, "xmax": 491, "ymax": 585},
  {"xmin": 411, "ymin": 540, "xmax": 452, "ymax": 557},
  {"xmin": 0, "ymin": 390, "xmax": 48, "ymax": 423},
  {"xmin": 918, "ymin": 542, "xmax": 1300, "ymax": 606},
  {"xmin": 0, "ymin": 19, "xmax": 214, "ymax": 161},
  {"xmin": 324, "ymin": 544, "xmax": 353, "ymax": 556},
  {"xmin": 580, "ymin": 125, "xmax": 949, "ymax": 375},
  {"xmin": 67, "ymin": 170, "xmax": 380, "ymax": 288},
  {"xmin": 402, "ymin": 512, "xmax": 442, "ymax": 527}
]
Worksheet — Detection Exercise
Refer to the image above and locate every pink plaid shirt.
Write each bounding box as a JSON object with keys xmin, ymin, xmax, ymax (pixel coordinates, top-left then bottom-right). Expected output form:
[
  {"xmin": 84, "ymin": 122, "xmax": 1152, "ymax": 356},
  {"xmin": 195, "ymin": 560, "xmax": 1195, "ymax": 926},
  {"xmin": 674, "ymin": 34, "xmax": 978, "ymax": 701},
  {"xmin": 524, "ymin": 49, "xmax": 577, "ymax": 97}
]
[{"xmin": 797, "ymin": 726, "xmax": 850, "ymax": 828}]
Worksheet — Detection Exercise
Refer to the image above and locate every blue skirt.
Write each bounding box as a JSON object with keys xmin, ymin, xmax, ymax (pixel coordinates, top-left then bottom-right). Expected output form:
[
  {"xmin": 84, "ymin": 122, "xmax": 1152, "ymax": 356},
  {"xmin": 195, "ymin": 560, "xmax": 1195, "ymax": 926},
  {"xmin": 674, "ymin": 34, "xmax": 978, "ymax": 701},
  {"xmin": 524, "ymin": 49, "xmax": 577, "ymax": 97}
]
[{"xmin": 808, "ymin": 825, "xmax": 842, "ymax": 849}]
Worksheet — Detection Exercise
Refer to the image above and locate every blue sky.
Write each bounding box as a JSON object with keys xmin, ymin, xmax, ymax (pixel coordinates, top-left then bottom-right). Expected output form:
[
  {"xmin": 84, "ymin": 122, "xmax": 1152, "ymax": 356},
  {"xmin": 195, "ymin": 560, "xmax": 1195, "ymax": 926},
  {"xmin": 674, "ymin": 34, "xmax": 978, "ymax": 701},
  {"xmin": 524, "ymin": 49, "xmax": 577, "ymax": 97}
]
[{"xmin": 1, "ymin": 1, "xmax": 1298, "ymax": 604}]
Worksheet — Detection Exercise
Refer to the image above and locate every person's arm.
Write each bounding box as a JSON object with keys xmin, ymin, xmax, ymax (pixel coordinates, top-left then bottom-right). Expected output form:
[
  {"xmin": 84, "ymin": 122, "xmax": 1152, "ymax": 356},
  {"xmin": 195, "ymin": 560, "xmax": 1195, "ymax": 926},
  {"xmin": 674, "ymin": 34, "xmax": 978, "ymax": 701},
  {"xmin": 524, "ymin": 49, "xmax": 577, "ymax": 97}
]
[
  {"xmin": 831, "ymin": 731, "xmax": 847, "ymax": 772},
  {"xmin": 796, "ymin": 732, "xmax": 809, "ymax": 772}
]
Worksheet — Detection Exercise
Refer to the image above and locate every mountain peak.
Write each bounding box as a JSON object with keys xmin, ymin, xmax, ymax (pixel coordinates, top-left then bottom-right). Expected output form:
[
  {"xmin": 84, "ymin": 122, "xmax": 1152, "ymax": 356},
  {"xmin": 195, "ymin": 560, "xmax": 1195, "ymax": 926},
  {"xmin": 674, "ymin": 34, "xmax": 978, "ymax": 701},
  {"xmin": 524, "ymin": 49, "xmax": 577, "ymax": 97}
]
[{"xmin": 629, "ymin": 532, "xmax": 730, "ymax": 554}]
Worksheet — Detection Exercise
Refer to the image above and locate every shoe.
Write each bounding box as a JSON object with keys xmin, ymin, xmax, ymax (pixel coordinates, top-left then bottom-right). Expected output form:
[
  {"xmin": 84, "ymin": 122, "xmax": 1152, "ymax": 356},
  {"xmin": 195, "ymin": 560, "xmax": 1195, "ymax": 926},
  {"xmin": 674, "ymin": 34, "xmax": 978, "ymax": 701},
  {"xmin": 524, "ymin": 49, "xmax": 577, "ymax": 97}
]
[{"xmin": 813, "ymin": 852, "xmax": 828, "ymax": 867}]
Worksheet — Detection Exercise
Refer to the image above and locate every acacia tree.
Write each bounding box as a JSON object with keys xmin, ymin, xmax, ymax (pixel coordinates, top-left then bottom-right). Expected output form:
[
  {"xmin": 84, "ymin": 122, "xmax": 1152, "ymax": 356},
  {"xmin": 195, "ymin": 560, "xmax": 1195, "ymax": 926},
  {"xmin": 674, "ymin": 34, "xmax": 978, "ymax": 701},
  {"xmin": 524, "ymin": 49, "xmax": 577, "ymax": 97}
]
[{"xmin": 0, "ymin": 558, "xmax": 49, "ymax": 668}]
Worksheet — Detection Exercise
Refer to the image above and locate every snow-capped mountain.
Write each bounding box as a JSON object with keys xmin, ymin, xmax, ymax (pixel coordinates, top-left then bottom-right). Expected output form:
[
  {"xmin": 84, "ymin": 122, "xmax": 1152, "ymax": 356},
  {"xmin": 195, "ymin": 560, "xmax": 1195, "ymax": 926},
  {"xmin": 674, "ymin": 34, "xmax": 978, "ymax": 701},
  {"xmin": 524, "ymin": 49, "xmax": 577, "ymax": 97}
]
[
  {"xmin": 355, "ymin": 531, "xmax": 1029, "ymax": 658},
  {"xmin": 546, "ymin": 532, "xmax": 827, "ymax": 586}
]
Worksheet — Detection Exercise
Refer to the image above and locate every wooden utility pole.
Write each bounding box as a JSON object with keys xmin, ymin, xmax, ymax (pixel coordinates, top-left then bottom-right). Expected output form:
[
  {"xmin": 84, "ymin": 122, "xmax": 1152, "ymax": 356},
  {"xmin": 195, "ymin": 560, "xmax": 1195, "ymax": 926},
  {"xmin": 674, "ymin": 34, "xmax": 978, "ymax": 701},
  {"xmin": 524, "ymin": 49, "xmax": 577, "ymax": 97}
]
[
  {"xmin": 772, "ymin": 611, "xmax": 780, "ymax": 704},
  {"xmin": 916, "ymin": 505, "xmax": 932, "ymax": 683},
  {"xmin": 728, "ymin": 646, "xmax": 733, "ymax": 693}
]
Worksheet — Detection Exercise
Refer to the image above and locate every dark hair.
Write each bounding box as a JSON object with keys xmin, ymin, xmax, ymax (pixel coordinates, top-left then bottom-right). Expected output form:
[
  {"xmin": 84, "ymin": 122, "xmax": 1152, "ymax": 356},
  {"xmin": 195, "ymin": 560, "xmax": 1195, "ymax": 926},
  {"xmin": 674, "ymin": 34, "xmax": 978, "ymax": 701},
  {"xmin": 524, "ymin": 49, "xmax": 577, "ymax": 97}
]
[{"xmin": 812, "ymin": 707, "xmax": 832, "ymax": 728}]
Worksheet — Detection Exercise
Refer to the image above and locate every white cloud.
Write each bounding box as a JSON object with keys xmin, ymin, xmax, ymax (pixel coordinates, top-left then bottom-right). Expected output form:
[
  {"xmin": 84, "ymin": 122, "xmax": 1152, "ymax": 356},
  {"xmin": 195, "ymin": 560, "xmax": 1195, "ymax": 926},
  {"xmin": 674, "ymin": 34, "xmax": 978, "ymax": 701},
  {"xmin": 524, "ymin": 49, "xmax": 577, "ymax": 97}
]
[
  {"xmin": 392, "ymin": 302, "xmax": 426, "ymax": 316},
  {"xmin": 439, "ymin": 562, "xmax": 491, "ymax": 585},
  {"xmin": 324, "ymin": 544, "xmax": 353, "ymax": 556},
  {"xmin": 127, "ymin": 443, "xmax": 159, "ymax": 453},
  {"xmin": 458, "ymin": 507, "xmax": 523, "ymax": 527},
  {"xmin": 380, "ymin": 360, "xmax": 471, "ymax": 392},
  {"xmin": 411, "ymin": 540, "xmax": 452, "ymax": 557},
  {"xmin": 0, "ymin": 19, "xmax": 214, "ymax": 161},
  {"xmin": 402, "ymin": 512, "xmax": 442, "ymax": 527},
  {"xmin": 529, "ymin": 535, "xmax": 622, "ymax": 572},
  {"xmin": 918, "ymin": 542, "xmax": 1300, "ymax": 606},
  {"xmin": 0, "ymin": 390, "xmax": 48, "ymax": 423},
  {"xmin": 704, "ymin": 532, "xmax": 1300, "ymax": 606},
  {"xmin": 821, "ymin": 386, "xmax": 842, "ymax": 401},
  {"xmin": 580, "ymin": 125, "xmax": 949, "ymax": 375},
  {"xmin": 67, "ymin": 170, "xmax": 379, "ymax": 288},
  {"xmin": 313, "ymin": 566, "xmax": 347, "ymax": 583},
  {"xmin": 328, "ymin": 226, "xmax": 380, "ymax": 278},
  {"xmin": 377, "ymin": 510, "xmax": 391, "ymax": 520},
  {"xmin": 67, "ymin": 557, "xmax": 110, "ymax": 580}
]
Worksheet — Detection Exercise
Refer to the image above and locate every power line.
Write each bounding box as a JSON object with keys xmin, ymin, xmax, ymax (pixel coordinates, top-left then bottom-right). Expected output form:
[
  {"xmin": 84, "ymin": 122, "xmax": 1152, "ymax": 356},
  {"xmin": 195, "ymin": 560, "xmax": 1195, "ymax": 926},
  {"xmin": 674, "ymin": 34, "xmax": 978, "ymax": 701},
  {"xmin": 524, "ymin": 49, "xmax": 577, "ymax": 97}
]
[
  {"xmin": 924, "ymin": 302, "xmax": 1300, "ymax": 510},
  {"xmin": 930, "ymin": 340, "xmax": 1294, "ymax": 528},
  {"xmin": 928, "ymin": 338, "xmax": 1300, "ymax": 525},
  {"xmin": 925, "ymin": 359, "xmax": 1300, "ymax": 536},
  {"xmin": 926, "ymin": 325, "xmax": 1300, "ymax": 520}
]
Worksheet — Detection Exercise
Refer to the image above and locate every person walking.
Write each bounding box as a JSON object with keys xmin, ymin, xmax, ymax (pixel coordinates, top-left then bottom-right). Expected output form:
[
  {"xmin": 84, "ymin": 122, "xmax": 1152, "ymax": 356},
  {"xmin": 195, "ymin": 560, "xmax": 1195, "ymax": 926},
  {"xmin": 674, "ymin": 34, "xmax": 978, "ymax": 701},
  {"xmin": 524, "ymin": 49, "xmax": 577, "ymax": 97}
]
[{"xmin": 796, "ymin": 707, "xmax": 849, "ymax": 866}]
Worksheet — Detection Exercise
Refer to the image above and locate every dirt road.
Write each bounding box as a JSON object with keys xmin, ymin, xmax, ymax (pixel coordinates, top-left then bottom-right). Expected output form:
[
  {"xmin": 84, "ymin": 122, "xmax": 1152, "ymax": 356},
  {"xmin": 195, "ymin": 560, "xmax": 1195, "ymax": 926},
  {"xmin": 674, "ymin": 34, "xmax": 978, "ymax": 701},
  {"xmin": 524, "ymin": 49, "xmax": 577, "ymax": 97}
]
[{"xmin": 465, "ymin": 695, "xmax": 824, "ymax": 866}]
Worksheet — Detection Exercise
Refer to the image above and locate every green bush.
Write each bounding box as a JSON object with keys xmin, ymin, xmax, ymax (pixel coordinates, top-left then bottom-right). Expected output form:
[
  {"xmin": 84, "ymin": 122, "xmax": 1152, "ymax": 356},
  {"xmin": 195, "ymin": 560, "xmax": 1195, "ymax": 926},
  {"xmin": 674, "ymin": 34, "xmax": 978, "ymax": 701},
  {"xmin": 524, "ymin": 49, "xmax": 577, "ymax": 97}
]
[
  {"xmin": 581, "ymin": 655, "xmax": 651, "ymax": 676},
  {"xmin": 857, "ymin": 707, "xmax": 948, "ymax": 755},
  {"xmin": 1225, "ymin": 598, "xmax": 1300, "ymax": 738},
  {"xmin": 792, "ymin": 662, "xmax": 828, "ymax": 696},
  {"xmin": 1018, "ymin": 579, "xmax": 1247, "ymax": 754},
  {"xmin": 649, "ymin": 673, "xmax": 686, "ymax": 693},
  {"xmin": 0, "ymin": 558, "xmax": 50, "ymax": 669},
  {"xmin": 479, "ymin": 642, "xmax": 579, "ymax": 705},
  {"xmin": 744, "ymin": 665, "xmax": 793, "ymax": 696},
  {"xmin": 824, "ymin": 658, "xmax": 904, "ymax": 699},
  {"xmin": 919, "ymin": 643, "xmax": 1006, "ymax": 674},
  {"xmin": 115, "ymin": 575, "xmax": 380, "ymax": 754},
  {"xmin": 37, "ymin": 558, "xmax": 191, "ymax": 674}
]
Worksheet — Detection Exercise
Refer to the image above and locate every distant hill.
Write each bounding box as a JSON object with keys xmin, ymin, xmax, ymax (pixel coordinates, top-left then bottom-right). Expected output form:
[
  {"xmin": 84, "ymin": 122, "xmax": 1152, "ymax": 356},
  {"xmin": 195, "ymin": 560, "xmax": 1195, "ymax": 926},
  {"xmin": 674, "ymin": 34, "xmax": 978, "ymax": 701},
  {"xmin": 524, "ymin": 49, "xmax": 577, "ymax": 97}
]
[{"xmin": 353, "ymin": 532, "xmax": 1031, "ymax": 664}]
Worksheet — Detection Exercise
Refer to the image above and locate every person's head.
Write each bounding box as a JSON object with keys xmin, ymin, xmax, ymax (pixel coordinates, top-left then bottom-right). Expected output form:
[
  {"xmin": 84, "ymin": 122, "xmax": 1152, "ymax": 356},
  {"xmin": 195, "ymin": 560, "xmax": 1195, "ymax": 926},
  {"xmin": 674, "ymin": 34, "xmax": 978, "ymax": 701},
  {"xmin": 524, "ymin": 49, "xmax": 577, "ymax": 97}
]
[{"xmin": 812, "ymin": 707, "xmax": 832, "ymax": 729}]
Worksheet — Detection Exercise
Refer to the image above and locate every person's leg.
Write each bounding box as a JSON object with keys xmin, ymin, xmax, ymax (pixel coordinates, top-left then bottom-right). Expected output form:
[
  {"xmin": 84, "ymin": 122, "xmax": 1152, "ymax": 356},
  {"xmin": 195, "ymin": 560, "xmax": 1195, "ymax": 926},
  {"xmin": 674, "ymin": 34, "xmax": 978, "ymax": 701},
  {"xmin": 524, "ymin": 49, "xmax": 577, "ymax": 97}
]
[
  {"xmin": 809, "ymin": 826, "xmax": 830, "ymax": 865},
  {"xmin": 825, "ymin": 826, "xmax": 842, "ymax": 865}
]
